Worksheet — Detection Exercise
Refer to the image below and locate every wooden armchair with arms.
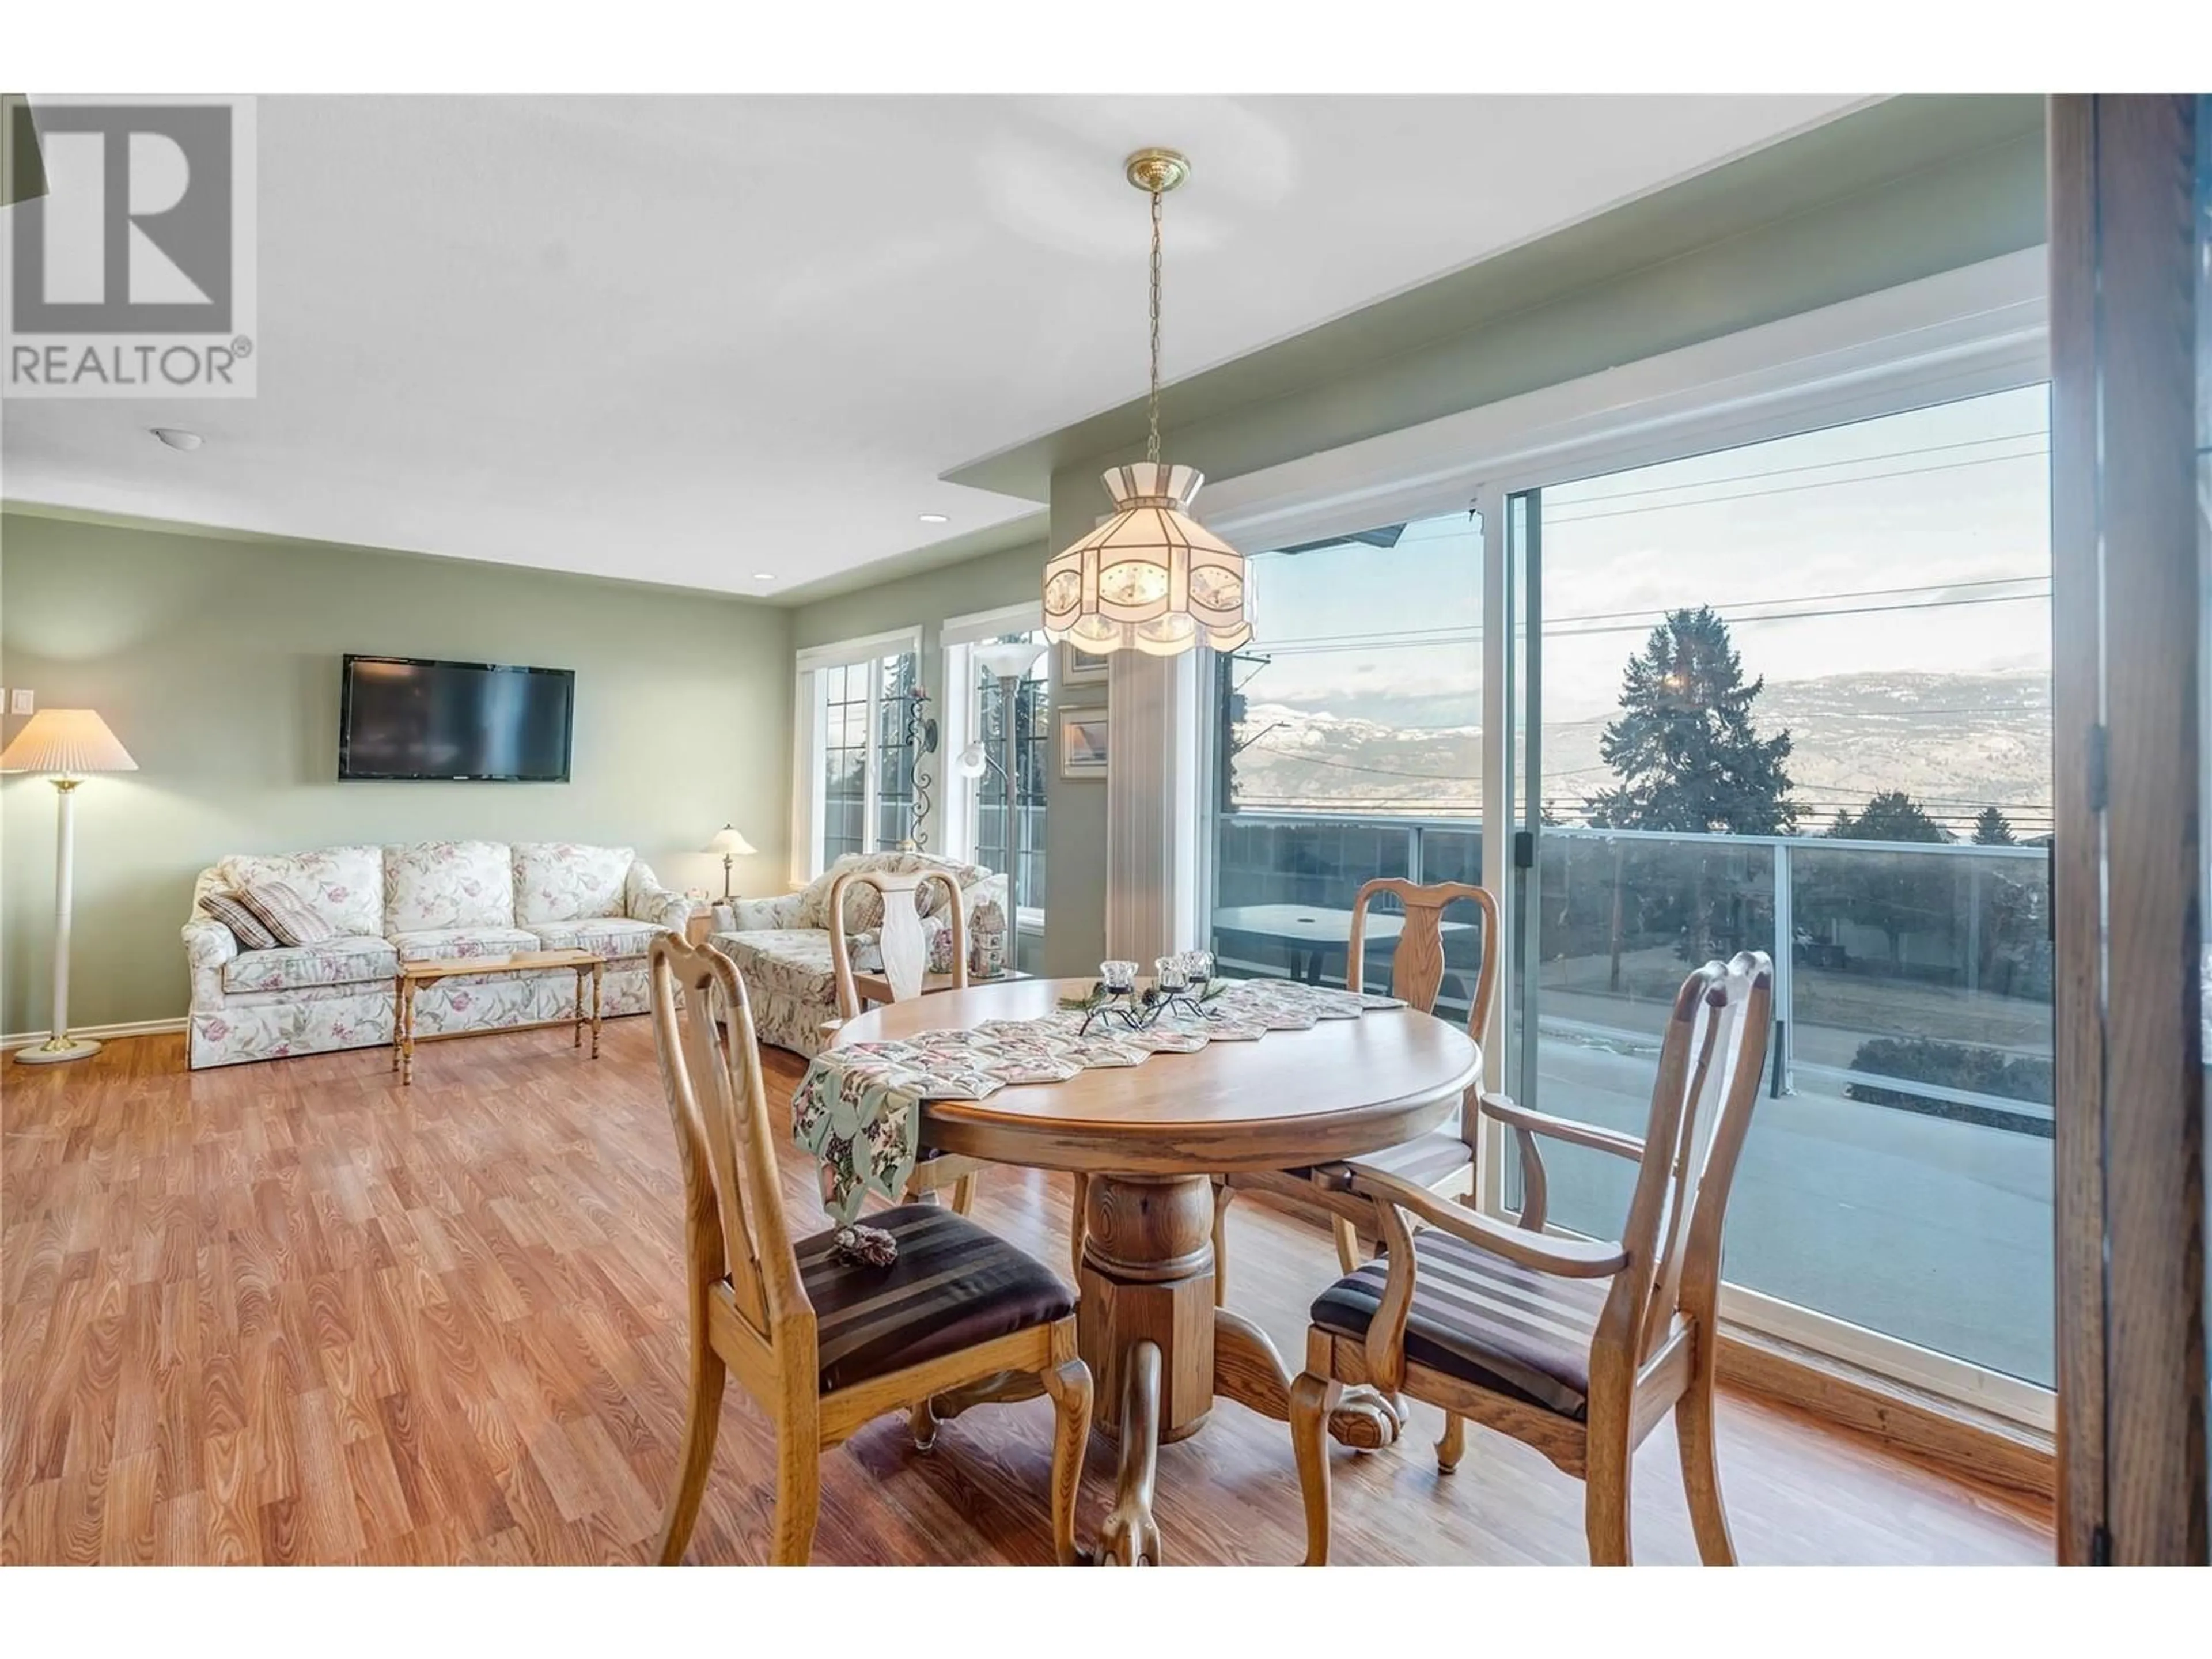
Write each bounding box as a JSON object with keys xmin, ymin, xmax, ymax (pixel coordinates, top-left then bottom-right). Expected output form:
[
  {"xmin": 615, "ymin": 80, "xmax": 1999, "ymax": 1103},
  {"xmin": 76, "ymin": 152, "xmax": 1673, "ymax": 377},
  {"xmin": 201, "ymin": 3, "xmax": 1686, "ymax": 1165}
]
[
  {"xmin": 1217, "ymin": 878, "xmax": 1501, "ymax": 1290},
  {"xmin": 649, "ymin": 933, "xmax": 1092, "ymax": 1565},
  {"xmin": 825, "ymin": 866, "xmax": 986, "ymax": 1215},
  {"xmin": 1288, "ymin": 950, "xmax": 1774, "ymax": 1567}
]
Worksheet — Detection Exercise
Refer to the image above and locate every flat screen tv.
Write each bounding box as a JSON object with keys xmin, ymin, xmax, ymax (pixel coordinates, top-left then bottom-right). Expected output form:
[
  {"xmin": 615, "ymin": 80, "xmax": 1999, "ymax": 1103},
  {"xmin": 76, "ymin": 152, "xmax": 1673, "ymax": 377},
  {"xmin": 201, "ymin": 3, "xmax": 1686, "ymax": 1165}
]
[{"xmin": 338, "ymin": 655, "xmax": 574, "ymax": 782}]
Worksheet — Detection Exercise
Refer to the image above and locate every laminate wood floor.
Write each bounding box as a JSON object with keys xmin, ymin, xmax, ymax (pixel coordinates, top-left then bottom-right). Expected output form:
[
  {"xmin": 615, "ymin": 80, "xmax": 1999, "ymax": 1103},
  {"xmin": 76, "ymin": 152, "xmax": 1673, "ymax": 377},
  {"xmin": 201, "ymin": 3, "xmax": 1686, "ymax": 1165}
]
[{"xmin": 1, "ymin": 1019, "xmax": 2053, "ymax": 1566}]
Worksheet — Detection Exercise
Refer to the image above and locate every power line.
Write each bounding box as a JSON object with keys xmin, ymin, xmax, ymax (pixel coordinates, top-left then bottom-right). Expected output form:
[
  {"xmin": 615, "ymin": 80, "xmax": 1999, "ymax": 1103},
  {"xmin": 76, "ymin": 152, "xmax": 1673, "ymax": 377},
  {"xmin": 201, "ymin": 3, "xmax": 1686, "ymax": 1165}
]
[
  {"xmin": 1537, "ymin": 447, "xmax": 2050, "ymax": 527},
  {"xmin": 1259, "ymin": 586, "xmax": 2051, "ymax": 657},
  {"xmin": 1252, "ymin": 574, "xmax": 2048, "ymax": 656},
  {"xmin": 1542, "ymin": 429, "xmax": 2051, "ymax": 512}
]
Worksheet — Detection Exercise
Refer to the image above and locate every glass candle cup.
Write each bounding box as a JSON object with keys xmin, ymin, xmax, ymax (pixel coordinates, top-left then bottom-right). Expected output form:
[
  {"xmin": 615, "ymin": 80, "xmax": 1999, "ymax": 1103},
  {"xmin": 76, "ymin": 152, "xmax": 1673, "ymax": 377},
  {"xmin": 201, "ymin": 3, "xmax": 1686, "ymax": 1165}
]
[
  {"xmin": 1100, "ymin": 960, "xmax": 1139, "ymax": 994},
  {"xmin": 1154, "ymin": 955, "xmax": 1188, "ymax": 992}
]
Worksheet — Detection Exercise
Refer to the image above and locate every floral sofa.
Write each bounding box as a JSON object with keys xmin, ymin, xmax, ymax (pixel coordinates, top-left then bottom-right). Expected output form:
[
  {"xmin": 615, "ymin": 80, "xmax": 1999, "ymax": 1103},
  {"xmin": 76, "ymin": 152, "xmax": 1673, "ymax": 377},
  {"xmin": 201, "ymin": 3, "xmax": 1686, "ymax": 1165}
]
[
  {"xmin": 710, "ymin": 850, "xmax": 1007, "ymax": 1058},
  {"xmin": 183, "ymin": 840, "xmax": 690, "ymax": 1069}
]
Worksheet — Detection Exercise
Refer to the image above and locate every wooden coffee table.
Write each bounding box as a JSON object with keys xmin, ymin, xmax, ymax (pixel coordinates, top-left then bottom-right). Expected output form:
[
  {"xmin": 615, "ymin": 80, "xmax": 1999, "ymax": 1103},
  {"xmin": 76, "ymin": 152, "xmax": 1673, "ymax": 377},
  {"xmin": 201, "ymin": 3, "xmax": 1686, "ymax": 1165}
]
[{"xmin": 392, "ymin": 949, "xmax": 604, "ymax": 1085}]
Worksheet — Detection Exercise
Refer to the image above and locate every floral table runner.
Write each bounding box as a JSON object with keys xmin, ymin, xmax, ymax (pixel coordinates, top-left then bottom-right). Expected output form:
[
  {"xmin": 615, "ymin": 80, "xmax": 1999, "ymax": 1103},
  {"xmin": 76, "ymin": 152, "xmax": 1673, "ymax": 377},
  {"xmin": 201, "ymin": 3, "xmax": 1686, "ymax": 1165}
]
[{"xmin": 794, "ymin": 978, "xmax": 1405, "ymax": 1232}]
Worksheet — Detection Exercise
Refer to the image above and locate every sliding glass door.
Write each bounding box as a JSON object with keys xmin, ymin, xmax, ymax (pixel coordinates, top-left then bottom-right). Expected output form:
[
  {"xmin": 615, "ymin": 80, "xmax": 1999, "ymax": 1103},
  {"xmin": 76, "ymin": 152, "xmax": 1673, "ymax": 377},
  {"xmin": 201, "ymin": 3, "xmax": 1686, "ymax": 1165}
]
[
  {"xmin": 1206, "ymin": 510, "xmax": 1487, "ymax": 1021},
  {"xmin": 1505, "ymin": 384, "xmax": 2056, "ymax": 1397}
]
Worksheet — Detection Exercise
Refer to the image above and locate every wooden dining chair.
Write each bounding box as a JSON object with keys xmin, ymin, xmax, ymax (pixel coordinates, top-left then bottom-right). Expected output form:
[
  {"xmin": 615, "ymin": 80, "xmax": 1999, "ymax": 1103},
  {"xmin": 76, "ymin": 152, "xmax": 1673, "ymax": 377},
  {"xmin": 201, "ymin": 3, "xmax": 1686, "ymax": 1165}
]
[
  {"xmin": 1289, "ymin": 950, "xmax": 1774, "ymax": 1567},
  {"xmin": 648, "ymin": 933, "xmax": 1092, "ymax": 1565},
  {"xmin": 1218, "ymin": 878, "xmax": 1501, "ymax": 1293},
  {"xmin": 826, "ymin": 866, "xmax": 985, "ymax": 1215}
]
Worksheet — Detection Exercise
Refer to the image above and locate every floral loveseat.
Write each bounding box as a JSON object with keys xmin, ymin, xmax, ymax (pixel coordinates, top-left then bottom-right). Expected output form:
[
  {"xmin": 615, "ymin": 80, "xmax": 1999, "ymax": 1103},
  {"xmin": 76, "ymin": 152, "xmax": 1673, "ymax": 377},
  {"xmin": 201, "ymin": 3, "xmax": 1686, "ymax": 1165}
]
[
  {"xmin": 710, "ymin": 850, "xmax": 1007, "ymax": 1058},
  {"xmin": 183, "ymin": 840, "xmax": 690, "ymax": 1069}
]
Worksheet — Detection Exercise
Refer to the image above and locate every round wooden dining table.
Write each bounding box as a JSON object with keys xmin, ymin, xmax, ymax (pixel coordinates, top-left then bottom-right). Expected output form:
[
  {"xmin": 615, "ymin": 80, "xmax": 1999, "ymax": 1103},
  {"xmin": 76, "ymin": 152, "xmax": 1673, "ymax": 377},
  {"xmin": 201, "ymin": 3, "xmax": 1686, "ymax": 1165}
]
[{"xmin": 832, "ymin": 975, "xmax": 1483, "ymax": 1565}]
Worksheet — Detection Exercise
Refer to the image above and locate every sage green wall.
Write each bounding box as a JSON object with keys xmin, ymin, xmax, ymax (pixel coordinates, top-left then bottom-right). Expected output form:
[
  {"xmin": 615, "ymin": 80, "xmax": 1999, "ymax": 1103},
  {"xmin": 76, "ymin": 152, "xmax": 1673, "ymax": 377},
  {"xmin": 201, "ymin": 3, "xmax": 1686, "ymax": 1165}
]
[
  {"xmin": 0, "ymin": 509, "xmax": 791, "ymax": 1035},
  {"xmin": 790, "ymin": 539, "xmax": 1044, "ymax": 656}
]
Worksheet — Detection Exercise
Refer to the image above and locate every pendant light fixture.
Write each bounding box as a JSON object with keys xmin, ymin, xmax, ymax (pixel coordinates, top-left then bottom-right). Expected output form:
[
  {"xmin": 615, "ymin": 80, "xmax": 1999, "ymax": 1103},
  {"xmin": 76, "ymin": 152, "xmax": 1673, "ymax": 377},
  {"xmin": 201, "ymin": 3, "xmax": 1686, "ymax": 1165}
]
[{"xmin": 1041, "ymin": 149, "xmax": 1252, "ymax": 657}]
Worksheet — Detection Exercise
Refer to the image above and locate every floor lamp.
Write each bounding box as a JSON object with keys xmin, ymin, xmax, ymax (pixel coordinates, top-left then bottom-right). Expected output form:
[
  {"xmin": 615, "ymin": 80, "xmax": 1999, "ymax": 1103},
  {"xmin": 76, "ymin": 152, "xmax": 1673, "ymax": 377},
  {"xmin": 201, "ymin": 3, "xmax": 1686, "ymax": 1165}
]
[
  {"xmin": 1, "ymin": 710, "xmax": 138, "ymax": 1064},
  {"xmin": 959, "ymin": 639, "xmax": 1048, "ymax": 918}
]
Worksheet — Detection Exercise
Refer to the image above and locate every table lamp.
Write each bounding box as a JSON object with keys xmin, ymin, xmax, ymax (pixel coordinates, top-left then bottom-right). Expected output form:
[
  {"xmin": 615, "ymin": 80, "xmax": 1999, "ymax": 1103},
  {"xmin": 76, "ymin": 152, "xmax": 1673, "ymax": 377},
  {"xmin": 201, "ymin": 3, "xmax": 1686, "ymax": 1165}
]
[
  {"xmin": 1, "ymin": 709, "xmax": 138, "ymax": 1063},
  {"xmin": 702, "ymin": 823, "xmax": 756, "ymax": 900}
]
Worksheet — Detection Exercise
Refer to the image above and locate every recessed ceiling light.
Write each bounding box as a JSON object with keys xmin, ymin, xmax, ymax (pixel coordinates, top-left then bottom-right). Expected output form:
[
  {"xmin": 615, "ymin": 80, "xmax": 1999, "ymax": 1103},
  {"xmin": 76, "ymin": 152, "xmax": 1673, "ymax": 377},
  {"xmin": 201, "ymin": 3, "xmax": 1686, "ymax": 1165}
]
[
  {"xmin": 752, "ymin": 572, "xmax": 776, "ymax": 582},
  {"xmin": 151, "ymin": 427, "xmax": 203, "ymax": 451},
  {"xmin": 918, "ymin": 513, "xmax": 949, "ymax": 524}
]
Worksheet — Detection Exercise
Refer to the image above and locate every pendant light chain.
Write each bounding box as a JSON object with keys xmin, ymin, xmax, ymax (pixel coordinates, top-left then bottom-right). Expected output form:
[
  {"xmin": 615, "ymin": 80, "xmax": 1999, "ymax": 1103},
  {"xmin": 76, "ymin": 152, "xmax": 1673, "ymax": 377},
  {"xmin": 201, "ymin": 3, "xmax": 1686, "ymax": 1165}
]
[
  {"xmin": 1146, "ymin": 183, "xmax": 1163, "ymax": 467},
  {"xmin": 1041, "ymin": 146, "xmax": 1252, "ymax": 658}
]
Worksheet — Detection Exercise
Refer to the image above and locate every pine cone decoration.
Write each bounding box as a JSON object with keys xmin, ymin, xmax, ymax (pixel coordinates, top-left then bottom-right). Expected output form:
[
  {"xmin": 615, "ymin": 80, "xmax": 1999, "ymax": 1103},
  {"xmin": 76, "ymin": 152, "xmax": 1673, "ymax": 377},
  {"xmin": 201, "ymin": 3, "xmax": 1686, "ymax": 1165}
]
[{"xmin": 831, "ymin": 1223, "xmax": 899, "ymax": 1267}]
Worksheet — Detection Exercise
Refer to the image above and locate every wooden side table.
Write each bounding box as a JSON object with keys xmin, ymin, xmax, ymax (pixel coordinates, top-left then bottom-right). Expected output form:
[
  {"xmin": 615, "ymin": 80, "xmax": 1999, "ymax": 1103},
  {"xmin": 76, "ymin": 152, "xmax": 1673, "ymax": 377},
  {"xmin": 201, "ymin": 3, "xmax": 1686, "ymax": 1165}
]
[{"xmin": 392, "ymin": 949, "xmax": 605, "ymax": 1085}]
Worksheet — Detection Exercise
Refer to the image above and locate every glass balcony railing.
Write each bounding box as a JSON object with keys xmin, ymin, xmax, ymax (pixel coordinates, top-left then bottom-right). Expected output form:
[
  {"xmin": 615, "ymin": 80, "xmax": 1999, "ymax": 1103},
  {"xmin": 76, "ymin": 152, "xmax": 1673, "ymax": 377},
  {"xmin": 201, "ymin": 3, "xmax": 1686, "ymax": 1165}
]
[{"xmin": 1211, "ymin": 811, "xmax": 2055, "ymax": 1388}]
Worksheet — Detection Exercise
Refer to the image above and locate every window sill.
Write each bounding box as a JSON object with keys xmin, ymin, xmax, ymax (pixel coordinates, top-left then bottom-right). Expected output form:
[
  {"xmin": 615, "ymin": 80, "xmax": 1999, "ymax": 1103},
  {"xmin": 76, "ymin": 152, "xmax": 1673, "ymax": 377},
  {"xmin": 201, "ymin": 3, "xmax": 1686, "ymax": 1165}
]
[{"xmin": 1717, "ymin": 1323, "xmax": 2055, "ymax": 1503}]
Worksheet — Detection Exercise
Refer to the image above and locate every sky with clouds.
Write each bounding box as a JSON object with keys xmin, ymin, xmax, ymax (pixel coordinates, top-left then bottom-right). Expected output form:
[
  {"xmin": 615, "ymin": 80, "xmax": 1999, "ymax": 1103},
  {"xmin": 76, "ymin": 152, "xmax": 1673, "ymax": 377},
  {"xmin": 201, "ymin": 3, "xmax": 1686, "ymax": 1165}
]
[{"xmin": 1240, "ymin": 382, "xmax": 2053, "ymax": 730}]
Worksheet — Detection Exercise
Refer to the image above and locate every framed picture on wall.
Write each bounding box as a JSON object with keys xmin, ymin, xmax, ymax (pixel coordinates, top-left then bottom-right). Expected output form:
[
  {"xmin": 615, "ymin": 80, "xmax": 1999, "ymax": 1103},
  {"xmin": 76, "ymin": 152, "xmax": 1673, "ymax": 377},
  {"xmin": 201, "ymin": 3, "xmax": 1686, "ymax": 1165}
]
[
  {"xmin": 1059, "ymin": 641, "xmax": 1110, "ymax": 686},
  {"xmin": 1059, "ymin": 709, "xmax": 1109, "ymax": 779}
]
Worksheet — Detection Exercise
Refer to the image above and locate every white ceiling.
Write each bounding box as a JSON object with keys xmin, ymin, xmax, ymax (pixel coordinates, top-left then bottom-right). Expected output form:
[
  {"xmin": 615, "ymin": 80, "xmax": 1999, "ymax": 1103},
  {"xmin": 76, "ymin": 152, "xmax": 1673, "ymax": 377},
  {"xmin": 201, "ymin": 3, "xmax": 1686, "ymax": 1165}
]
[{"xmin": 1, "ymin": 94, "xmax": 1865, "ymax": 599}]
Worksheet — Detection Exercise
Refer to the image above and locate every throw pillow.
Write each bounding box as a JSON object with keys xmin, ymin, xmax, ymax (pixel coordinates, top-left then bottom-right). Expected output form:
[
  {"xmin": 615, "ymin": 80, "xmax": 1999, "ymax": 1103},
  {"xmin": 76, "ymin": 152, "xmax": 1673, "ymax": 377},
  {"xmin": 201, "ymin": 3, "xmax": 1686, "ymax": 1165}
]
[
  {"xmin": 236, "ymin": 880, "xmax": 338, "ymax": 947},
  {"xmin": 200, "ymin": 890, "xmax": 278, "ymax": 952}
]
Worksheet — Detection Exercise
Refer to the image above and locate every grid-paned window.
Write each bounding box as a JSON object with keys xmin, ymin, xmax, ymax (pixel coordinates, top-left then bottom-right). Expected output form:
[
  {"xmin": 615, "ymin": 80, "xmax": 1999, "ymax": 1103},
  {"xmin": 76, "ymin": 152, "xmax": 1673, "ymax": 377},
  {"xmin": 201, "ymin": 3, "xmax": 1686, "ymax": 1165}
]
[
  {"xmin": 802, "ymin": 642, "xmax": 922, "ymax": 877},
  {"xmin": 969, "ymin": 632, "xmax": 1050, "ymax": 915},
  {"xmin": 820, "ymin": 661, "xmax": 872, "ymax": 865},
  {"xmin": 875, "ymin": 654, "xmax": 919, "ymax": 853}
]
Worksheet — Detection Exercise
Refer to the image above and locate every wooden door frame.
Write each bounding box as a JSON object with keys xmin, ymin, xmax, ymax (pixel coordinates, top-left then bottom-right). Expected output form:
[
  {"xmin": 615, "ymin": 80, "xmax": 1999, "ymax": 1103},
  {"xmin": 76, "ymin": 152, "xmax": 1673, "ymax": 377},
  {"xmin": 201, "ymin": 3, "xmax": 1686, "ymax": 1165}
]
[{"xmin": 2048, "ymin": 92, "xmax": 2210, "ymax": 1566}]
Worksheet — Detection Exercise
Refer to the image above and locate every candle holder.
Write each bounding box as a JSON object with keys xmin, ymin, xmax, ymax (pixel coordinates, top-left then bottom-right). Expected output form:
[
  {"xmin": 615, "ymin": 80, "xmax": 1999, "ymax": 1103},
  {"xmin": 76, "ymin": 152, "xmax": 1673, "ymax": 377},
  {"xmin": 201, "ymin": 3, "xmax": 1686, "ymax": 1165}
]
[
  {"xmin": 1060, "ymin": 958, "xmax": 1229, "ymax": 1036},
  {"xmin": 1153, "ymin": 950, "xmax": 1219, "ymax": 1020}
]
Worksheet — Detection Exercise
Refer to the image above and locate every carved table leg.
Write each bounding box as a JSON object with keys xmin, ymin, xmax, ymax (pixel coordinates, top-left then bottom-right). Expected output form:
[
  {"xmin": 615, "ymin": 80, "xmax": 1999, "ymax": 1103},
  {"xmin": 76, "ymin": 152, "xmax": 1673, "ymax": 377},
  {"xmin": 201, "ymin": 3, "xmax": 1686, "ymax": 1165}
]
[
  {"xmin": 590, "ymin": 961, "xmax": 603, "ymax": 1058},
  {"xmin": 1097, "ymin": 1340, "xmax": 1162, "ymax": 1566},
  {"xmin": 1077, "ymin": 1172, "xmax": 1215, "ymax": 1565},
  {"xmin": 1076, "ymin": 1173, "xmax": 1216, "ymax": 1444},
  {"xmin": 1213, "ymin": 1307, "xmax": 1406, "ymax": 1450}
]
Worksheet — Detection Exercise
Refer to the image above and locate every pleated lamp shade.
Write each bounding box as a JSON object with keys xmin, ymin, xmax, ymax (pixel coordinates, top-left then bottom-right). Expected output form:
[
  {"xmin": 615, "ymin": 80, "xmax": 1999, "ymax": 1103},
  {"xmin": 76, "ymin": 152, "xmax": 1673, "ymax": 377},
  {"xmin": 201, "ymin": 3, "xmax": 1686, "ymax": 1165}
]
[
  {"xmin": 1042, "ymin": 462, "xmax": 1252, "ymax": 657},
  {"xmin": 0, "ymin": 709, "xmax": 137, "ymax": 775}
]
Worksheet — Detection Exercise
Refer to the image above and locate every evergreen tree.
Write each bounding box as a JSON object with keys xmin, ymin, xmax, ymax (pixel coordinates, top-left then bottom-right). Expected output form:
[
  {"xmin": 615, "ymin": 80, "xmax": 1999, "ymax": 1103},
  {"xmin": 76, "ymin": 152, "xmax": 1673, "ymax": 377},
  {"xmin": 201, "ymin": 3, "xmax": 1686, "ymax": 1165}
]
[
  {"xmin": 1586, "ymin": 607, "xmax": 1797, "ymax": 834},
  {"xmin": 1585, "ymin": 607, "xmax": 1795, "ymax": 970},
  {"xmin": 1815, "ymin": 790, "xmax": 1953, "ymax": 972},
  {"xmin": 1828, "ymin": 790, "xmax": 1952, "ymax": 844},
  {"xmin": 1971, "ymin": 805, "xmax": 2017, "ymax": 846}
]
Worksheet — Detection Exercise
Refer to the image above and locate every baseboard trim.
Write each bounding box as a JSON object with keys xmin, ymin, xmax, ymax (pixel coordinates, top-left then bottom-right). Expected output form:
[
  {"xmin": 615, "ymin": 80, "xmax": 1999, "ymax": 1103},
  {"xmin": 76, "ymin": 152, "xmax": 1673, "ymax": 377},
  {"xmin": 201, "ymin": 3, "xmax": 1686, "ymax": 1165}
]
[
  {"xmin": 1717, "ymin": 1323, "xmax": 2056, "ymax": 1502},
  {"xmin": 3, "ymin": 1017, "xmax": 187, "ymax": 1051}
]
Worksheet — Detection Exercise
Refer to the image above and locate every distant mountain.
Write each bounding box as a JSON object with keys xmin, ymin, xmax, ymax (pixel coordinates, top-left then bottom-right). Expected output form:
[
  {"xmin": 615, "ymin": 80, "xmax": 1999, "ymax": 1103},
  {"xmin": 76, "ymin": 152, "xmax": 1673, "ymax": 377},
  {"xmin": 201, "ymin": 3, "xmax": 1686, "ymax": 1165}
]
[{"xmin": 1229, "ymin": 670, "xmax": 2051, "ymax": 836}]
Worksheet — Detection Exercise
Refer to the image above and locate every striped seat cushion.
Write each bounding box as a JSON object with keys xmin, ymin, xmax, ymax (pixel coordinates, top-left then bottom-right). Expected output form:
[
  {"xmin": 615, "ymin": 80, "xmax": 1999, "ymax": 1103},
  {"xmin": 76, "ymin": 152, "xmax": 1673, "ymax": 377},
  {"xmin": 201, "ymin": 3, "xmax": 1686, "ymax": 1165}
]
[
  {"xmin": 1310, "ymin": 1227, "xmax": 1609, "ymax": 1419},
  {"xmin": 796, "ymin": 1205, "xmax": 1074, "ymax": 1395}
]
